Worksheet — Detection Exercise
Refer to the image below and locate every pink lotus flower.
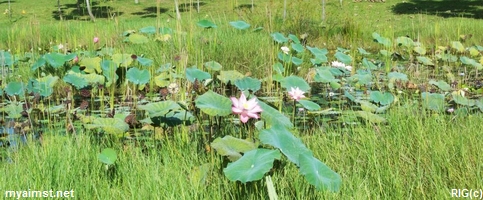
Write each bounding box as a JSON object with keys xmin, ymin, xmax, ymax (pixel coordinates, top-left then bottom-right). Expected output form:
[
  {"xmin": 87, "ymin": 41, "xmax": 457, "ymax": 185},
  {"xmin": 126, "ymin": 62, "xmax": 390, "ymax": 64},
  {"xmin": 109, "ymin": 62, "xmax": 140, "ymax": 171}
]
[
  {"xmin": 73, "ymin": 56, "xmax": 79, "ymax": 63},
  {"xmin": 288, "ymin": 87, "xmax": 305, "ymax": 101},
  {"xmin": 230, "ymin": 93, "xmax": 263, "ymax": 123},
  {"xmin": 93, "ymin": 37, "xmax": 99, "ymax": 43}
]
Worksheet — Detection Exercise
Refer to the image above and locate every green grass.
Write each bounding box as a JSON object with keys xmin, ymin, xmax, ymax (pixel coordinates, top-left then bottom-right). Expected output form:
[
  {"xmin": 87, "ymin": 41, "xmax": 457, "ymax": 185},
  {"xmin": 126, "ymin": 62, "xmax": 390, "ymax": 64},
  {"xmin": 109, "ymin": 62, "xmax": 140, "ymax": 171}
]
[
  {"xmin": 2, "ymin": 106, "xmax": 482, "ymax": 199},
  {"xmin": 2, "ymin": 0, "xmax": 483, "ymax": 199}
]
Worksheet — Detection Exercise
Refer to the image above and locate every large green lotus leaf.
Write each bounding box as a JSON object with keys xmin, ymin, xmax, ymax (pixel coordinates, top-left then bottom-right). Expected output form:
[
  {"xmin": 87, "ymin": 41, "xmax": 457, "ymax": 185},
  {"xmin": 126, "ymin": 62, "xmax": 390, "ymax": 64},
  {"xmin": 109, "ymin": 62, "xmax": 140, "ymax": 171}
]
[
  {"xmin": 451, "ymin": 41, "xmax": 465, "ymax": 53},
  {"xmin": 34, "ymin": 75, "xmax": 59, "ymax": 97},
  {"xmin": 292, "ymin": 57, "xmax": 303, "ymax": 66},
  {"xmin": 273, "ymin": 62, "xmax": 284, "ymax": 74},
  {"xmin": 85, "ymin": 117, "xmax": 129, "ymax": 135},
  {"xmin": 112, "ymin": 54, "xmax": 133, "ymax": 67},
  {"xmin": 314, "ymin": 68, "xmax": 338, "ymax": 83},
  {"xmin": 151, "ymin": 110, "xmax": 195, "ymax": 127},
  {"xmin": 101, "ymin": 60, "xmax": 118, "ymax": 87},
  {"xmin": 291, "ymin": 43, "xmax": 304, "ymax": 53},
  {"xmin": 218, "ymin": 70, "xmax": 244, "ymax": 84},
  {"xmin": 355, "ymin": 111, "xmax": 387, "ymax": 123},
  {"xmin": 416, "ymin": 56, "xmax": 434, "ymax": 66},
  {"xmin": 429, "ymin": 80, "xmax": 451, "ymax": 92},
  {"xmin": 153, "ymin": 73, "xmax": 170, "ymax": 87},
  {"xmin": 372, "ymin": 32, "xmax": 392, "ymax": 47},
  {"xmin": 159, "ymin": 27, "xmax": 173, "ymax": 35},
  {"xmin": 452, "ymin": 93, "xmax": 475, "ymax": 106},
  {"xmin": 186, "ymin": 67, "xmax": 211, "ymax": 83},
  {"xmin": 195, "ymin": 91, "xmax": 232, "ymax": 116},
  {"xmin": 369, "ymin": 91, "xmax": 394, "ymax": 105},
  {"xmin": 476, "ymin": 99, "xmax": 483, "ymax": 112},
  {"xmin": 79, "ymin": 57, "xmax": 102, "ymax": 73},
  {"xmin": 138, "ymin": 100, "xmax": 181, "ymax": 117},
  {"xmin": 5, "ymin": 103, "xmax": 23, "ymax": 119},
  {"xmin": 235, "ymin": 77, "xmax": 261, "ymax": 93},
  {"xmin": 396, "ymin": 36, "xmax": 414, "ymax": 48},
  {"xmin": 358, "ymin": 47, "xmax": 371, "ymax": 55},
  {"xmin": 357, "ymin": 100, "xmax": 379, "ymax": 113},
  {"xmin": 278, "ymin": 52, "xmax": 291, "ymax": 63},
  {"xmin": 5, "ymin": 81, "xmax": 25, "ymax": 96},
  {"xmin": 298, "ymin": 100, "xmax": 320, "ymax": 111},
  {"xmin": 63, "ymin": 73, "xmax": 89, "ymax": 89},
  {"xmin": 31, "ymin": 57, "xmax": 46, "ymax": 71},
  {"xmin": 460, "ymin": 56, "xmax": 483, "ymax": 69},
  {"xmin": 204, "ymin": 61, "xmax": 222, "ymax": 71},
  {"xmin": 0, "ymin": 50, "xmax": 13, "ymax": 66},
  {"xmin": 259, "ymin": 126, "xmax": 311, "ymax": 166},
  {"xmin": 139, "ymin": 26, "xmax": 156, "ymax": 34},
  {"xmin": 197, "ymin": 19, "xmax": 217, "ymax": 28},
  {"xmin": 288, "ymin": 34, "xmax": 300, "ymax": 44},
  {"xmin": 229, "ymin": 20, "xmax": 250, "ymax": 30},
  {"xmin": 335, "ymin": 52, "xmax": 352, "ymax": 65},
  {"xmin": 310, "ymin": 56, "xmax": 328, "ymax": 65},
  {"xmin": 223, "ymin": 149, "xmax": 281, "ymax": 183},
  {"xmin": 280, "ymin": 75, "xmax": 310, "ymax": 92},
  {"xmin": 129, "ymin": 33, "xmax": 149, "ymax": 44},
  {"xmin": 44, "ymin": 53, "xmax": 71, "ymax": 68},
  {"xmin": 211, "ymin": 136, "xmax": 257, "ymax": 161},
  {"xmin": 362, "ymin": 58, "xmax": 377, "ymax": 70},
  {"xmin": 413, "ymin": 46, "xmax": 426, "ymax": 55},
  {"xmin": 127, "ymin": 67, "xmax": 150, "ymax": 85},
  {"xmin": 137, "ymin": 57, "xmax": 153, "ymax": 67},
  {"xmin": 271, "ymin": 32, "xmax": 288, "ymax": 43},
  {"xmin": 307, "ymin": 46, "xmax": 328, "ymax": 57},
  {"xmin": 258, "ymin": 101, "xmax": 293, "ymax": 128},
  {"xmin": 98, "ymin": 148, "xmax": 117, "ymax": 165},
  {"xmin": 421, "ymin": 92, "xmax": 445, "ymax": 112},
  {"xmin": 349, "ymin": 71, "xmax": 372, "ymax": 85},
  {"xmin": 387, "ymin": 72, "xmax": 408, "ymax": 81},
  {"xmin": 299, "ymin": 154, "xmax": 342, "ymax": 192}
]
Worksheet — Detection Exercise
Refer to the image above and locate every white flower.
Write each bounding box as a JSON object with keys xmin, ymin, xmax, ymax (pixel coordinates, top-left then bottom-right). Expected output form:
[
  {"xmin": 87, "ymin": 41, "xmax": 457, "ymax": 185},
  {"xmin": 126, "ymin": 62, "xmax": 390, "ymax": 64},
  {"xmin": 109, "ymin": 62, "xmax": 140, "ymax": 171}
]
[
  {"xmin": 58, "ymin": 44, "xmax": 64, "ymax": 50},
  {"xmin": 447, "ymin": 108, "xmax": 454, "ymax": 113},
  {"xmin": 281, "ymin": 46, "xmax": 290, "ymax": 54},
  {"xmin": 345, "ymin": 65, "xmax": 353, "ymax": 71},
  {"xmin": 331, "ymin": 61, "xmax": 346, "ymax": 68},
  {"xmin": 328, "ymin": 92, "xmax": 335, "ymax": 97}
]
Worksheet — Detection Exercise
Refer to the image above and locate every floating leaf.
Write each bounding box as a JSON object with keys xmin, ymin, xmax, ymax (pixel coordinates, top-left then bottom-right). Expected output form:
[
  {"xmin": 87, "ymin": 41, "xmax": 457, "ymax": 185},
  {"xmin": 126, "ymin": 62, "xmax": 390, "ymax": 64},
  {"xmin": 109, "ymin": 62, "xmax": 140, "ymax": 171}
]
[
  {"xmin": 334, "ymin": 52, "xmax": 352, "ymax": 65},
  {"xmin": 280, "ymin": 75, "xmax": 310, "ymax": 92},
  {"xmin": 314, "ymin": 68, "xmax": 337, "ymax": 83},
  {"xmin": 63, "ymin": 73, "xmax": 89, "ymax": 89},
  {"xmin": 138, "ymin": 100, "xmax": 181, "ymax": 117},
  {"xmin": 98, "ymin": 148, "xmax": 117, "ymax": 165},
  {"xmin": 259, "ymin": 126, "xmax": 311, "ymax": 166},
  {"xmin": 31, "ymin": 57, "xmax": 46, "ymax": 71},
  {"xmin": 292, "ymin": 57, "xmax": 303, "ymax": 66},
  {"xmin": 396, "ymin": 36, "xmax": 414, "ymax": 48},
  {"xmin": 112, "ymin": 54, "xmax": 133, "ymax": 67},
  {"xmin": 369, "ymin": 91, "xmax": 394, "ymax": 105},
  {"xmin": 307, "ymin": 46, "xmax": 328, "ymax": 57},
  {"xmin": 211, "ymin": 136, "xmax": 257, "ymax": 161},
  {"xmin": 421, "ymin": 92, "xmax": 445, "ymax": 112},
  {"xmin": 451, "ymin": 41, "xmax": 465, "ymax": 53},
  {"xmin": 31, "ymin": 75, "xmax": 59, "ymax": 97},
  {"xmin": 218, "ymin": 70, "xmax": 244, "ymax": 84},
  {"xmin": 358, "ymin": 48, "xmax": 371, "ymax": 55},
  {"xmin": 139, "ymin": 26, "xmax": 156, "ymax": 34},
  {"xmin": 288, "ymin": 34, "xmax": 300, "ymax": 44},
  {"xmin": 79, "ymin": 57, "xmax": 102, "ymax": 73},
  {"xmin": 128, "ymin": 33, "xmax": 149, "ymax": 44},
  {"xmin": 204, "ymin": 61, "xmax": 222, "ymax": 71},
  {"xmin": 5, "ymin": 81, "xmax": 24, "ymax": 96},
  {"xmin": 258, "ymin": 101, "xmax": 293, "ymax": 128},
  {"xmin": 85, "ymin": 117, "xmax": 129, "ymax": 135},
  {"xmin": 126, "ymin": 67, "xmax": 150, "ymax": 85},
  {"xmin": 452, "ymin": 93, "xmax": 475, "ymax": 106},
  {"xmin": 291, "ymin": 43, "xmax": 305, "ymax": 53},
  {"xmin": 195, "ymin": 91, "xmax": 232, "ymax": 116},
  {"xmin": 223, "ymin": 149, "xmax": 281, "ymax": 183},
  {"xmin": 271, "ymin": 32, "xmax": 288, "ymax": 43},
  {"xmin": 229, "ymin": 20, "xmax": 250, "ymax": 30},
  {"xmin": 44, "ymin": 53, "xmax": 75, "ymax": 68},
  {"xmin": 362, "ymin": 58, "xmax": 377, "ymax": 70},
  {"xmin": 387, "ymin": 72, "xmax": 408, "ymax": 81},
  {"xmin": 298, "ymin": 100, "xmax": 320, "ymax": 111},
  {"xmin": 429, "ymin": 80, "xmax": 451, "ymax": 92},
  {"xmin": 355, "ymin": 111, "xmax": 387, "ymax": 123},
  {"xmin": 0, "ymin": 50, "xmax": 13, "ymax": 66},
  {"xmin": 372, "ymin": 32, "xmax": 392, "ymax": 47},
  {"xmin": 101, "ymin": 60, "xmax": 118, "ymax": 87},
  {"xmin": 197, "ymin": 19, "xmax": 217, "ymax": 28},
  {"xmin": 299, "ymin": 154, "xmax": 342, "ymax": 192},
  {"xmin": 416, "ymin": 56, "xmax": 434, "ymax": 66},
  {"xmin": 235, "ymin": 77, "xmax": 261, "ymax": 93},
  {"xmin": 137, "ymin": 57, "xmax": 153, "ymax": 67},
  {"xmin": 186, "ymin": 67, "xmax": 211, "ymax": 83}
]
